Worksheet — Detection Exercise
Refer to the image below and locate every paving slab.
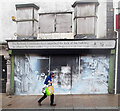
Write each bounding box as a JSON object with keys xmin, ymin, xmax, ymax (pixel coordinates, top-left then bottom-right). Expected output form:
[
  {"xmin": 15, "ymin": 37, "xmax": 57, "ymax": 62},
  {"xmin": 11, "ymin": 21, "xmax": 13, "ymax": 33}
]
[{"xmin": 1, "ymin": 93, "xmax": 119, "ymax": 110}]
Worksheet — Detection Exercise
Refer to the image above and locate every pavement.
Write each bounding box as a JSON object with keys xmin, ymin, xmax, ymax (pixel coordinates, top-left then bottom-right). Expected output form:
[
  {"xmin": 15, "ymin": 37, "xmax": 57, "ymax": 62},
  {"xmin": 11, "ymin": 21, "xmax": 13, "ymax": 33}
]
[{"xmin": 1, "ymin": 93, "xmax": 120, "ymax": 111}]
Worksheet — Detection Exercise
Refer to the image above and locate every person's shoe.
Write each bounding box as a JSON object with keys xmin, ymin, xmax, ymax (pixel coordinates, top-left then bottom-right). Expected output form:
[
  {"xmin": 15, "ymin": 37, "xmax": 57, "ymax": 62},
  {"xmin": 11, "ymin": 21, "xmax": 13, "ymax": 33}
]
[
  {"xmin": 50, "ymin": 104, "xmax": 56, "ymax": 106},
  {"xmin": 38, "ymin": 102, "xmax": 42, "ymax": 106}
]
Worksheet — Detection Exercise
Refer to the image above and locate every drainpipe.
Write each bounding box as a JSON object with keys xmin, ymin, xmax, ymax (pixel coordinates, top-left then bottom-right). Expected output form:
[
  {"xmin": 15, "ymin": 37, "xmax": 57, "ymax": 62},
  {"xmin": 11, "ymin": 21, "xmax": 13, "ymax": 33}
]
[
  {"xmin": 115, "ymin": 31, "xmax": 119, "ymax": 94},
  {"xmin": 114, "ymin": 4, "xmax": 119, "ymax": 94}
]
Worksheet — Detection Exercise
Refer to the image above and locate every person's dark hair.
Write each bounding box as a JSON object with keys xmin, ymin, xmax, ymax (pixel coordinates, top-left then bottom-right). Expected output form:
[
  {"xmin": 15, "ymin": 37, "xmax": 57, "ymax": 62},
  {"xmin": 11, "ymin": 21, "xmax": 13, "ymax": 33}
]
[{"xmin": 50, "ymin": 72, "xmax": 54, "ymax": 76}]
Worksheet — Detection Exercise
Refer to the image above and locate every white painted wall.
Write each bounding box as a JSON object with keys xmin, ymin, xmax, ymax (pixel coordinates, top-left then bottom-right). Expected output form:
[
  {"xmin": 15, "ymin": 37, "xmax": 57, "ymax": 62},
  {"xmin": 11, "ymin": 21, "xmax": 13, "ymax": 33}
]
[
  {"xmin": 0, "ymin": 2, "xmax": 16, "ymax": 43},
  {"xmin": 97, "ymin": 0, "xmax": 107, "ymax": 38},
  {"xmin": 0, "ymin": 0, "xmax": 75, "ymax": 42},
  {"xmin": 0, "ymin": 0, "xmax": 118, "ymax": 42}
]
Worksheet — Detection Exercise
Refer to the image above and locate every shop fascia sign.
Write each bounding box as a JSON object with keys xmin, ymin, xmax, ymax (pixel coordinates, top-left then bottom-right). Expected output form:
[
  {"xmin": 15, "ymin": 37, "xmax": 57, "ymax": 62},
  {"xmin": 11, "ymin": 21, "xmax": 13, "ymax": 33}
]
[{"xmin": 8, "ymin": 40, "xmax": 115, "ymax": 49}]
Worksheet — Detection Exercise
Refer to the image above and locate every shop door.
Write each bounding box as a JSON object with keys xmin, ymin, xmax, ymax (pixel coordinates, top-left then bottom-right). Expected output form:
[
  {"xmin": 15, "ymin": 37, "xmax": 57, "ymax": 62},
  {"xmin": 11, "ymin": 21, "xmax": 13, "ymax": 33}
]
[
  {"xmin": 0, "ymin": 56, "xmax": 7, "ymax": 93},
  {"xmin": 50, "ymin": 55, "xmax": 79, "ymax": 94}
]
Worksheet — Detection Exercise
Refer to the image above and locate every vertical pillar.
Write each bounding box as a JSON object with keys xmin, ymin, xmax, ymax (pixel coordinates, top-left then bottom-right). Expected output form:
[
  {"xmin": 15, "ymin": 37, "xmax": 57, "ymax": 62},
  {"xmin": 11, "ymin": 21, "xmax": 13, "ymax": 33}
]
[
  {"xmin": 107, "ymin": 0, "xmax": 114, "ymax": 39},
  {"xmin": 6, "ymin": 56, "xmax": 11, "ymax": 95},
  {"xmin": 11, "ymin": 55, "xmax": 14, "ymax": 95},
  {"xmin": 108, "ymin": 49, "xmax": 115, "ymax": 94},
  {"xmin": 5, "ymin": 50, "xmax": 14, "ymax": 95},
  {"xmin": 117, "ymin": 32, "xmax": 120, "ymax": 94}
]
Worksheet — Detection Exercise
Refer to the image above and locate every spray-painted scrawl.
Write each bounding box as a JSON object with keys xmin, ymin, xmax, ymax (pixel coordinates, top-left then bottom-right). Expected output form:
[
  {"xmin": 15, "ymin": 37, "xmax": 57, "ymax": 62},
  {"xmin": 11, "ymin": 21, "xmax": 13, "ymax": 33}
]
[{"xmin": 14, "ymin": 54, "xmax": 109, "ymax": 95}]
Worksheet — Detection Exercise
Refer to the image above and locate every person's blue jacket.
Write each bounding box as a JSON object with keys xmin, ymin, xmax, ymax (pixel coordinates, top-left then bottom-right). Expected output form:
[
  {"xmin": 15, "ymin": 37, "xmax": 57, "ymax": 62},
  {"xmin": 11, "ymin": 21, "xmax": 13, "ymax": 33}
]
[{"xmin": 44, "ymin": 75, "xmax": 52, "ymax": 85}]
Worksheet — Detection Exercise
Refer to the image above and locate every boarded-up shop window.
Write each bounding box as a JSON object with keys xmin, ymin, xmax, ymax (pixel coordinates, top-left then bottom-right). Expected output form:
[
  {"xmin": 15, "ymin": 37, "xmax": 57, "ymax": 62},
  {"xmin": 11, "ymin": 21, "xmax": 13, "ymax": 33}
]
[
  {"xmin": 76, "ymin": 4, "xmax": 97, "ymax": 35},
  {"xmin": 76, "ymin": 4, "xmax": 96, "ymax": 17},
  {"xmin": 39, "ymin": 13, "xmax": 72, "ymax": 33},
  {"xmin": 39, "ymin": 14, "xmax": 55, "ymax": 33},
  {"xmin": 73, "ymin": 3, "xmax": 98, "ymax": 36},
  {"xmin": 56, "ymin": 13, "xmax": 72, "ymax": 33},
  {"xmin": 77, "ymin": 17, "xmax": 96, "ymax": 34},
  {"xmin": 17, "ymin": 22, "xmax": 33, "ymax": 36},
  {"xmin": 17, "ymin": 8, "xmax": 33, "ymax": 20},
  {"xmin": 16, "ymin": 5, "xmax": 39, "ymax": 38}
]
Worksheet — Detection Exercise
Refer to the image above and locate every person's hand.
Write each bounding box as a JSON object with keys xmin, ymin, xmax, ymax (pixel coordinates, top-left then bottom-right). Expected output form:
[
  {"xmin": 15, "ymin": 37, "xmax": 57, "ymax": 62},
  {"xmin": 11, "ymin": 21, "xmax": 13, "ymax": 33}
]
[{"xmin": 49, "ymin": 81, "xmax": 53, "ymax": 84}]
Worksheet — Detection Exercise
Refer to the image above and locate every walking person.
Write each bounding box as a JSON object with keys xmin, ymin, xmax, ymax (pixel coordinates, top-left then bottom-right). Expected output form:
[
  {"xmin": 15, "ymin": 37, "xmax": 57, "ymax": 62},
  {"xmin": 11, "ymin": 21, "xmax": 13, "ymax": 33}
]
[{"xmin": 38, "ymin": 72, "xmax": 56, "ymax": 106}]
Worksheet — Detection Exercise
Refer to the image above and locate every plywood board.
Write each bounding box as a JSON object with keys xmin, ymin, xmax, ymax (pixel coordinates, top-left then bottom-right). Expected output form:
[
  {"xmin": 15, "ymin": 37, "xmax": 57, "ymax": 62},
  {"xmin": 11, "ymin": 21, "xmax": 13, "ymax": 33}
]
[
  {"xmin": 56, "ymin": 14, "xmax": 72, "ymax": 33},
  {"xmin": 34, "ymin": 9, "xmax": 38, "ymax": 20},
  {"xmin": 17, "ymin": 8, "xmax": 33, "ymax": 20},
  {"xmin": 76, "ymin": 4, "xmax": 96, "ymax": 17},
  {"xmin": 77, "ymin": 17, "xmax": 96, "ymax": 34},
  {"xmin": 14, "ymin": 55, "xmax": 109, "ymax": 95},
  {"xmin": 17, "ymin": 21, "xmax": 33, "ymax": 36},
  {"xmin": 33, "ymin": 21, "xmax": 38, "ymax": 37},
  {"xmin": 39, "ymin": 14, "xmax": 55, "ymax": 33}
]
